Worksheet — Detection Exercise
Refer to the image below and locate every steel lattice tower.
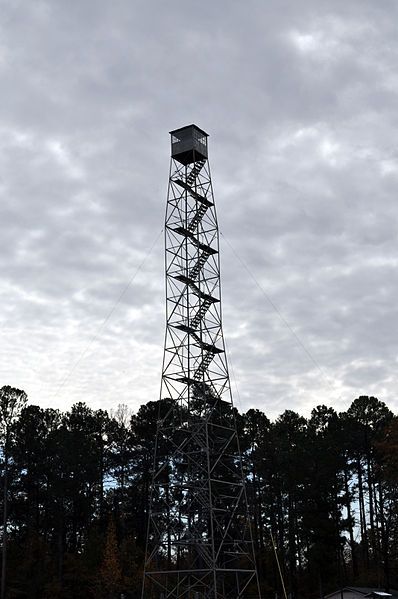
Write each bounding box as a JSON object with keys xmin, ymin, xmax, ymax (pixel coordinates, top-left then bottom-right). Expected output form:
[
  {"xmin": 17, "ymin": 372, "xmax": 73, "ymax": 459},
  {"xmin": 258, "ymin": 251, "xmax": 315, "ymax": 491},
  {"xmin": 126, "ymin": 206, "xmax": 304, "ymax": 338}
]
[{"xmin": 142, "ymin": 125, "xmax": 260, "ymax": 599}]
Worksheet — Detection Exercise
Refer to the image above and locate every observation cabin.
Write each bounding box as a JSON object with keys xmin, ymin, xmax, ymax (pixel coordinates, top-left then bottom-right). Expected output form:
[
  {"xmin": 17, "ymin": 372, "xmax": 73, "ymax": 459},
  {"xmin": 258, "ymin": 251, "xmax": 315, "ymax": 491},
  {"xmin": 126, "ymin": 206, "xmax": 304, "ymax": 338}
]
[{"xmin": 170, "ymin": 124, "xmax": 208, "ymax": 165}]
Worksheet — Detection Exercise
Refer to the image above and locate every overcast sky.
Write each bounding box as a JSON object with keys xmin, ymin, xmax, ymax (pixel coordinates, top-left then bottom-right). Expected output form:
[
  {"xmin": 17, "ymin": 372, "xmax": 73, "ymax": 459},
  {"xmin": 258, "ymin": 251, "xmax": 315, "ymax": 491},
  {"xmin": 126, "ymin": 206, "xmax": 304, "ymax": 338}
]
[{"xmin": 1, "ymin": 0, "xmax": 398, "ymax": 420}]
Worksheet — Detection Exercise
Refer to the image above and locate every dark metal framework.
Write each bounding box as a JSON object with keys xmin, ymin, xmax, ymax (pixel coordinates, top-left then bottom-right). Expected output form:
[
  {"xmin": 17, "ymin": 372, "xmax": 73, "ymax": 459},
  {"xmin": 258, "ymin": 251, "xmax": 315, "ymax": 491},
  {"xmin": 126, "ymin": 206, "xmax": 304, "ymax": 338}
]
[{"xmin": 142, "ymin": 125, "xmax": 260, "ymax": 599}]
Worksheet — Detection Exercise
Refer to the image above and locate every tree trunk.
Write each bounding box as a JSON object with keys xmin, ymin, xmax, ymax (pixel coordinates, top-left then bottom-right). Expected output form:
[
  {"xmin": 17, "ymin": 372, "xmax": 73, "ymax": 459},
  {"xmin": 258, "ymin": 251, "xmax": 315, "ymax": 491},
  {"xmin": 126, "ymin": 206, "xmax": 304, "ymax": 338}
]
[
  {"xmin": 57, "ymin": 499, "xmax": 64, "ymax": 588},
  {"xmin": 1, "ymin": 443, "xmax": 8, "ymax": 599},
  {"xmin": 343, "ymin": 466, "xmax": 358, "ymax": 577},
  {"xmin": 99, "ymin": 437, "xmax": 104, "ymax": 517},
  {"xmin": 366, "ymin": 447, "xmax": 377, "ymax": 559},
  {"xmin": 288, "ymin": 493, "xmax": 297, "ymax": 599},
  {"xmin": 357, "ymin": 458, "xmax": 369, "ymax": 570},
  {"xmin": 378, "ymin": 481, "xmax": 390, "ymax": 589}
]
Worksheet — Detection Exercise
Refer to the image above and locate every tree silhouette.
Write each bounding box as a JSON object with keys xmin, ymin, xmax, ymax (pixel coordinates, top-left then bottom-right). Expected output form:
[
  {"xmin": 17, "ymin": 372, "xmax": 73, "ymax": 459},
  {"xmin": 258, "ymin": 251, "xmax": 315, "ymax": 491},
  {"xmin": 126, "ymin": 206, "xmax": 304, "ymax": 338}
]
[
  {"xmin": 0, "ymin": 386, "xmax": 27, "ymax": 599},
  {"xmin": 0, "ymin": 387, "xmax": 397, "ymax": 597}
]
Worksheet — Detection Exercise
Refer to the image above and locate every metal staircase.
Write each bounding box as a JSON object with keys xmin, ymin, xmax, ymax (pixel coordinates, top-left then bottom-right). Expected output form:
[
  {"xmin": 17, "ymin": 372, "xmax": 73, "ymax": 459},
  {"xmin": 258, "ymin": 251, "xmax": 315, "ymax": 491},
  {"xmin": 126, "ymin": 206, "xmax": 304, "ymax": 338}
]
[
  {"xmin": 188, "ymin": 202, "xmax": 208, "ymax": 233},
  {"xmin": 189, "ymin": 248, "xmax": 212, "ymax": 281},
  {"xmin": 187, "ymin": 158, "xmax": 206, "ymax": 186},
  {"xmin": 191, "ymin": 297, "xmax": 214, "ymax": 329},
  {"xmin": 194, "ymin": 350, "xmax": 216, "ymax": 381}
]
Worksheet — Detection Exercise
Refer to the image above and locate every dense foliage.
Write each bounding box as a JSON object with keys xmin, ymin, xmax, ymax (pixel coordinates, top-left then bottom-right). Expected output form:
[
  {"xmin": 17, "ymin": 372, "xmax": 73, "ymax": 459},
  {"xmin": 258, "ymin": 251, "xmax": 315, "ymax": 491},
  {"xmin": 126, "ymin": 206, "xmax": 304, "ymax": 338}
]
[{"xmin": 0, "ymin": 388, "xmax": 397, "ymax": 598}]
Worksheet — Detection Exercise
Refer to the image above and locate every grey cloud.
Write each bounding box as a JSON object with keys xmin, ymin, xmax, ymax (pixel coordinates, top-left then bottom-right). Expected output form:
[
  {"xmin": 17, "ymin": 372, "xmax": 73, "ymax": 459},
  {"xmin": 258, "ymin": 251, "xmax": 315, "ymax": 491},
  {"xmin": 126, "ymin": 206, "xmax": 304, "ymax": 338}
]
[{"xmin": 1, "ymin": 0, "xmax": 398, "ymax": 419}]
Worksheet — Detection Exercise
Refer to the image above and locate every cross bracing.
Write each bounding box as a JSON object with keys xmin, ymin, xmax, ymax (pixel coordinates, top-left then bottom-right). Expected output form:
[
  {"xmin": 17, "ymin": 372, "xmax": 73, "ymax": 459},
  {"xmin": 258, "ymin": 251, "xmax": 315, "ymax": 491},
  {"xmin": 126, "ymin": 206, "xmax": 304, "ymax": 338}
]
[{"xmin": 142, "ymin": 125, "xmax": 261, "ymax": 599}]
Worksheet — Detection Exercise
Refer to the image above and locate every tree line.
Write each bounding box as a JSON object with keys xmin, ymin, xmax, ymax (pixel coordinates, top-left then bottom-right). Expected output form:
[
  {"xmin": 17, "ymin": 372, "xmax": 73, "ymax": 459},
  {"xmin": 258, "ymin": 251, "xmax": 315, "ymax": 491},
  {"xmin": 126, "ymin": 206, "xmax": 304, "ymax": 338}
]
[{"xmin": 0, "ymin": 386, "xmax": 397, "ymax": 598}]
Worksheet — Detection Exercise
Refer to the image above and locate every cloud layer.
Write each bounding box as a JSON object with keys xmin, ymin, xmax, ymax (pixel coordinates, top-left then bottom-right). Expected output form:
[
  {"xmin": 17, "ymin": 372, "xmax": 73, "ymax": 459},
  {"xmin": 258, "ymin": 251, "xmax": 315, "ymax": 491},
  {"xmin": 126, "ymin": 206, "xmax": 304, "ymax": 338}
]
[{"xmin": 1, "ymin": 0, "xmax": 398, "ymax": 419}]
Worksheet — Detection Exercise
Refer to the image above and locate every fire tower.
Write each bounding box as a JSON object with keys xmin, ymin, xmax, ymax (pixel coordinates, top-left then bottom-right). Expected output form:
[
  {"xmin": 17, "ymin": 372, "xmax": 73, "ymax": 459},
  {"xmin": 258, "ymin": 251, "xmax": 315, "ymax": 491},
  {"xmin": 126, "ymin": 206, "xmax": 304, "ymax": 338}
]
[{"xmin": 142, "ymin": 125, "xmax": 260, "ymax": 599}]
